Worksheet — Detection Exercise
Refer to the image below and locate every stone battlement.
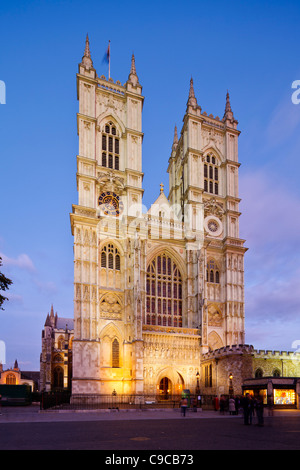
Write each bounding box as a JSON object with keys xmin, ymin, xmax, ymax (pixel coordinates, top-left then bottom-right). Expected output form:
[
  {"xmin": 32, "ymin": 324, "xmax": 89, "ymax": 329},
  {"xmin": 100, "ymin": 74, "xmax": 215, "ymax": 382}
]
[{"xmin": 202, "ymin": 344, "xmax": 300, "ymax": 360}]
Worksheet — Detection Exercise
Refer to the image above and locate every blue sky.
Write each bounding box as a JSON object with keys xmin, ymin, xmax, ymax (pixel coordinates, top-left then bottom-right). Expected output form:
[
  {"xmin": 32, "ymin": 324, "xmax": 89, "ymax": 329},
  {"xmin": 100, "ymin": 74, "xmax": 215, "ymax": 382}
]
[{"xmin": 1, "ymin": 0, "xmax": 300, "ymax": 370}]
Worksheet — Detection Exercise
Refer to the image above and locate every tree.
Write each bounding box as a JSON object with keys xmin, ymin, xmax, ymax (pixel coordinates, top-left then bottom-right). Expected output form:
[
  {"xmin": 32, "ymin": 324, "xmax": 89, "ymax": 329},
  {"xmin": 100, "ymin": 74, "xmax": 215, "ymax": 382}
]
[{"xmin": 0, "ymin": 257, "xmax": 13, "ymax": 310}]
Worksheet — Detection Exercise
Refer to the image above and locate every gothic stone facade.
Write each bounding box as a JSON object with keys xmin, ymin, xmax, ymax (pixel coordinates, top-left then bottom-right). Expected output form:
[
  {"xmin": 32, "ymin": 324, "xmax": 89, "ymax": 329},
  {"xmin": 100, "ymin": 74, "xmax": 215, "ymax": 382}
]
[
  {"xmin": 70, "ymin": 36, "xmax": 247, "ymax": 398},
  {"xmin": 40, "ymin": 306, "xmax": 74, "ymax": 391}
]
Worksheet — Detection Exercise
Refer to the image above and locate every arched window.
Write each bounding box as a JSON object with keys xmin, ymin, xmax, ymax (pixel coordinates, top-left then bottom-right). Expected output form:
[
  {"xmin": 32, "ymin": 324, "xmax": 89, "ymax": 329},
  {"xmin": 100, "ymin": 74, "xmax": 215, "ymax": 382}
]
[
  {"xmin": 6, "ymin": 373, "xmax": 16, "ymax": 385},
  {"xmin": 206, "ymin": 259, "xmax": 220, "ymax": 284},
  {"xmin": 101, "ymin": 122, "xmax": 120, "ymax": 170},
  {"xmin": 57, "ymin": 336, "xmax": 65, "ymax": 350},
  {"xmin": 273, "ymin": 368, "xmax": 281, "ymax": 377},
  {"xmin": 112, "ymin": 339, "xmax": 120, "ymax": 368},
  {"xmin": 146, "ymin": 253, "xmax": 183, "ymax": 328},
  {"xmin": 204, "ymin": 154, "xmax": 219, "ymax": 195},
  {"xmin": 100, "ymin": 244, "xmax": 121, "ymax": 271},
  {"xmin": 53, "ymin": 366, "xmax": 64, "ymax": 388},
  {"xmin": 255, "ymin": 368, "xmax": 263, "ymax": 378}
]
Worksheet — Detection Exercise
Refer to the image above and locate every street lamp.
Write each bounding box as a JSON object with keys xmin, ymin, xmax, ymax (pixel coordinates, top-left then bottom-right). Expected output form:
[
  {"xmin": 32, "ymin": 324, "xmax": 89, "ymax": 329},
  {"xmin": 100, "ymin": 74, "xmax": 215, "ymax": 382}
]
[
  {"xmin": 196, "ymin": 371, "xmax": 200, "ymax": 395},
  {"xmin": 229, "ymin": 374, "xmax": 234, "ymax": 396}
]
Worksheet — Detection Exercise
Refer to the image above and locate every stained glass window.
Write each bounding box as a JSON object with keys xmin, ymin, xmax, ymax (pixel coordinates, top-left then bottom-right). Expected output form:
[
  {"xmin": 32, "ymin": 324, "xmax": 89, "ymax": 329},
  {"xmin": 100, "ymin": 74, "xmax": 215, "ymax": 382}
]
[{"xmin": 145, "ymin": 253, "xmax": 183, "ymax": 328}]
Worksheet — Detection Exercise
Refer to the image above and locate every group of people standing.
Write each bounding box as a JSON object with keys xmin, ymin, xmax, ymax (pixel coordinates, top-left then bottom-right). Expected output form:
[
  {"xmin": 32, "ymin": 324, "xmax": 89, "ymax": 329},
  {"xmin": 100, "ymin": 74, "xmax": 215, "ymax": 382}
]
[
  {"xmin": 214, "ymin": 394, "xmax": 264, "ymax": 426},
  {"xmin": 241, "ymin": 393, "xmax": 264, "ymax": 426}
]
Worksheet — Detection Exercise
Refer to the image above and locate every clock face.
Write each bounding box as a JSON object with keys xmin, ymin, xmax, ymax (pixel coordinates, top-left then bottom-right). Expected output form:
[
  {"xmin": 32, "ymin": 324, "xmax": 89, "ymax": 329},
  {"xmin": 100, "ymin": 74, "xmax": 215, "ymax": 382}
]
[
  {"xmin": 98, "ymin": 191, "xmax": 123, "ymax": 216},
  {"xmin": 208, "ymin": 220, "xmax": 218, "ymax": 232},
  {"xmin": 204, "ymin": 216, "xmax": 223, "ymax": 237}
]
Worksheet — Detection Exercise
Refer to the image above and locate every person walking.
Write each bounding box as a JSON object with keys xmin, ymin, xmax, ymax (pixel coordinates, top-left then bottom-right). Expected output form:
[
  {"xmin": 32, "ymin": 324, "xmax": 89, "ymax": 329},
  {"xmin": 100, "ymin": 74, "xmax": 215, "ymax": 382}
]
[
  {"xmin": 242, "ymin": 393, "xmax": 251, "ymax": 424},
  {"xmin": 248, "ymin": 395, "xmax": 254, "ymax": 424},
  {"xmin": 256, "ymin": 396, "xmax": 264, "ymax": 426},
  {"xmin": 181, "ymin": 397, "xmax": 188, "ymax": 417},
  {"xmin": 213, "ymin": 396, "xmax": 219, "ymax": 411},
  {"xmin": 219, "ymin": 395, "xmax": 225, "ymax": 414}
]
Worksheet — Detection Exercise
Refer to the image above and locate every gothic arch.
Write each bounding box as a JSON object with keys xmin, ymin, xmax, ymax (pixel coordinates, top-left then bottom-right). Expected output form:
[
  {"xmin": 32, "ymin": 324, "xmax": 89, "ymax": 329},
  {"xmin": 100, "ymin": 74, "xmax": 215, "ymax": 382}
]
[
  {"xmin": 146, "ymin": 245, "xmax": 186, "ymax": 280},
  {"xmin": 53, "ymin": 366, "xmax": 64, "ymax": 388},
  {"xmin": 202, "ymin": 145, "xmax": 223, "ymax": 163},
  {"xmin": 208, "ymin": 331, "xmax": 223, "ymax": 351},
  {"xmin": 99, "ymin": 238, "xmax": 124, "ymax": 258},
  {"xmin": 96, "ymin": 111, "xmax": 126, "ymax": 136},
  {"xmin": 57, "ymin": 335, "xmax": 65, "ymax": 350},
  {"xmin": 99, "ymin": 322, "xmax": 123, "ymax": 368},
  {"xmin": 100, "ymin": 321, "xmax": 122, "ymax": 341},
  {"xmin": 156, "ymin": 367, "xmax": 185, "ymax": 395}
]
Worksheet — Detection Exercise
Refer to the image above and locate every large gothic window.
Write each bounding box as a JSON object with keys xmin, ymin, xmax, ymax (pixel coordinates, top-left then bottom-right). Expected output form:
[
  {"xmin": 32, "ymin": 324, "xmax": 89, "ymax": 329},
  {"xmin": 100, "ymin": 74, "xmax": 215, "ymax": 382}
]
[
  {"xmin": 204, "ymin": 154, "xmax": 219, "ymax": 195},
  {"xmin": 146, "ymin": 253, "xmax": 183, "ymax": 327},
  {"xmin": 101, "ymin": 244, "xmax": 121, "ymax": 271},
  {"xmin": 101, "ymin": 121, "xmax": 120, "ymax": 170}
]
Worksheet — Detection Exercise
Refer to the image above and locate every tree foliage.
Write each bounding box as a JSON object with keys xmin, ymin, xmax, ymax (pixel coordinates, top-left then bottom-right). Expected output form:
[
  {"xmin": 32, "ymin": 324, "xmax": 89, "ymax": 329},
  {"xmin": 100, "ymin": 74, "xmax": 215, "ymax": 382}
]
[{"xmin": 0, "ymin": 257, "xmax": 13, "ymax": 310}]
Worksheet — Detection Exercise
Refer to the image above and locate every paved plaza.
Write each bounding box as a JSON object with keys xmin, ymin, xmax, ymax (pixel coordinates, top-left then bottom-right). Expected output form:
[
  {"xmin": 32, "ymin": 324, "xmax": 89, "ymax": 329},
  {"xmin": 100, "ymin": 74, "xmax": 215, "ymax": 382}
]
[{"xmin": 0, "ymin": 405, "xmax": 300, "ymax": 451}]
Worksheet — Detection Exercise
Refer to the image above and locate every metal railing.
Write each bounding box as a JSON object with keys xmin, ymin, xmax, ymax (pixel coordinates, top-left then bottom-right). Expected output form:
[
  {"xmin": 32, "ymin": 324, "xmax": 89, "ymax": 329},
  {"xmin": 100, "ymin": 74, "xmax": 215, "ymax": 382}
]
[{"xmin": 40, "ymin": 392, "xmax": 217, "ymax": 411}]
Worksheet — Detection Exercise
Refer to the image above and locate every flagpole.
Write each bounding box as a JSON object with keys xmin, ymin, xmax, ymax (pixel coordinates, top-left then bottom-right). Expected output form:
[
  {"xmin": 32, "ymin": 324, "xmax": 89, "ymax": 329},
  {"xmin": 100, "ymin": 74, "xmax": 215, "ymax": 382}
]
[{"xmin": 108, "ymin": 40, "xmax": 111, "ymax": 79}]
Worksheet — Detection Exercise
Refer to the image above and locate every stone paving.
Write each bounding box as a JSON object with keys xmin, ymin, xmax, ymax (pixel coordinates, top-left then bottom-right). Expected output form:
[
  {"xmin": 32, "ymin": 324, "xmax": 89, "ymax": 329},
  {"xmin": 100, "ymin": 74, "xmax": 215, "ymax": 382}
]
[{"xmin": 0, "ymin": 404, "xmax": 299, "ymax": 423}]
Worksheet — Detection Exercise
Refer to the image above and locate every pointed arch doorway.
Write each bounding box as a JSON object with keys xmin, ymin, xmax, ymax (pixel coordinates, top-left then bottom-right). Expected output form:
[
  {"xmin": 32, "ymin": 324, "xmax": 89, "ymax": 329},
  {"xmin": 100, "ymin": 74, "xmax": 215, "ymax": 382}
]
[{"xmin": 159, "ymin": 377, "xmax": 172, "ymax": 400}]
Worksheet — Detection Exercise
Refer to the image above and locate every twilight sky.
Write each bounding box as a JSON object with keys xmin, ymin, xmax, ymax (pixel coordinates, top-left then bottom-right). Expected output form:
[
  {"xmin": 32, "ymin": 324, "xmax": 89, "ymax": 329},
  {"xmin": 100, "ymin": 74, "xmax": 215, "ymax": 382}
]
[{"xmin": 1, "ymin": 0, "xmax": 300, "ymax": 371}]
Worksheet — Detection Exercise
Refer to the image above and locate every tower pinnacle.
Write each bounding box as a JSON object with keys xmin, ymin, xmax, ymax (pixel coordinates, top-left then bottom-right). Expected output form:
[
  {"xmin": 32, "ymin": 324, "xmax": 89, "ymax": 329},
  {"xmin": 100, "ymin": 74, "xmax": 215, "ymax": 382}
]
[
  {"xmin": 172, "ymin": 125, "xmax": 178, "ymax": 150},
  {"xmin": 187, "ymin": 77, "xmax": 197, "ymax": 108},
  {"xmin": 223, "ymin": 91, "xmax": 234, "ymax": 121},
  {"xmin": 80, "ymin": 34, "xmax": 93, "ymax": 70},
  {"xmin": 128, "ymin": 53, "xmax": 139, "ymax": 86}
]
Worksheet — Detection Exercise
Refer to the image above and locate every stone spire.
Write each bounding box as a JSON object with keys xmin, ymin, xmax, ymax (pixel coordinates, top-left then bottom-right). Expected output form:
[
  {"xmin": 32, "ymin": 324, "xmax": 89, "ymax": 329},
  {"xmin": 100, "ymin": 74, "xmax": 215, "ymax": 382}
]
[
  {"xmin": 187, "ymin": 77, "xmax": 197, "ymax": 108},
  {"xmin": 128, "ymin": 53, "xmax": 139, "ymax": 86},
  {"xmin": 80, "ymin": 34, "xmax": 93, "ymax": 70},
  {"xmin": 223, "ymin": 91, "xmax": 234, "ymax": 121},
  {"xmin": 50, "ymin": 304, "xmax": 54, "ymax": 319},
  {"xmin": 172, "ymin": 125, "xmax": 178, "ymax": 150}
]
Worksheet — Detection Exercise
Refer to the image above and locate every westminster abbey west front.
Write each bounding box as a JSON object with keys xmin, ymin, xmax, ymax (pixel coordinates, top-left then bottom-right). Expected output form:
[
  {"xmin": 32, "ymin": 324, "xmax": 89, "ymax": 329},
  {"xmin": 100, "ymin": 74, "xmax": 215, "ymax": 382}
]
[{"xmin": 69, "ymin": 35, "xmax": 247, "ymax": 401}]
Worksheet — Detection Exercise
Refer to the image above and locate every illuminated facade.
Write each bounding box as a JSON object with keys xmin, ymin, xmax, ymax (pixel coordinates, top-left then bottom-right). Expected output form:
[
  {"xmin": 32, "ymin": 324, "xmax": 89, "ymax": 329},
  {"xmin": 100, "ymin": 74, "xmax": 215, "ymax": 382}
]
[
  {"xmin": 40, "ymin": 305, "xmax": 73, "ymax": 391},
  {"xmin": 69, "ymin": 35, "xmax": 248, "ymax": 400},
  {"xmin": 0, "ymin": 360, "xmax": 37, "ymax": 391}
]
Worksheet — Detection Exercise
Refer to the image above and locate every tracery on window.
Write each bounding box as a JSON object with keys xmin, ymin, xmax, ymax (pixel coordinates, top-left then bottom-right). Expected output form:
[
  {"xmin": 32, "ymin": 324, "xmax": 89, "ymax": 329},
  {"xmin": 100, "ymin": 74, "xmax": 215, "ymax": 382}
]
[
  {"xmin": 146, "ymin": 253, "xmax": 183, "ymax": 327},
  {"xmin": 204, "ymin": 154, "xmax": 219, "ymax": 195},
  {"xmin": 101, "ymin": 244, "xmax": 121, "ymax": 271},
  {"xmin": 101, "ymin": 121, "xmax": 120, "ymax": 170},
  {"xmin": 6, "ymin": 373, "xmax": 16, "ymax": 385},
  {"xmin": 206, "ymin": 259, "xmax": 220, "ymax": 284},
  {"xmin": 112, "ymin": 339, "xmax": 120, "ymax": 368},
  {"xmin": 57, "ymin": 336, "xmax": 65, "ymax": 350}
]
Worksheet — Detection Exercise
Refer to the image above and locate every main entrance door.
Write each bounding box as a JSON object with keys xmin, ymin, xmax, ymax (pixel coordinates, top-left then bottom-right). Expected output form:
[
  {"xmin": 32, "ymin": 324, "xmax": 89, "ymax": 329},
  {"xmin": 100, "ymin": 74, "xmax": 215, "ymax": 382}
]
[{"xmin": 159, "ymin": 377, "xmax": 172, "ymax": 399}]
